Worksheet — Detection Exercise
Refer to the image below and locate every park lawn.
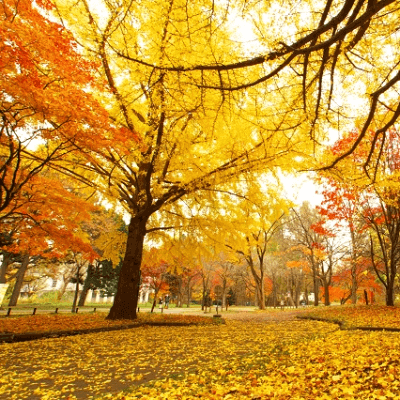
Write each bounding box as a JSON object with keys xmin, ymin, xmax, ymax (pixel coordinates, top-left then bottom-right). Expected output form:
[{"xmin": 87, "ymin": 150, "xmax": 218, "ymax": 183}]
[
  {"xmin": 0, "ymin": 313, "xmax": 217, "ymax": 335},
  {"xmin": 304, "ymin": 304, "xmax": 400, "ymax": 329}
]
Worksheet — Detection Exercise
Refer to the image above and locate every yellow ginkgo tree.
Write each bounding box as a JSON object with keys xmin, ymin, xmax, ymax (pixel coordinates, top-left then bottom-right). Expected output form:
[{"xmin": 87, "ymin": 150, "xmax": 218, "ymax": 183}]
[{"xmin": 49, "ymin": 0, "xmax": 314, "ymax": 319}]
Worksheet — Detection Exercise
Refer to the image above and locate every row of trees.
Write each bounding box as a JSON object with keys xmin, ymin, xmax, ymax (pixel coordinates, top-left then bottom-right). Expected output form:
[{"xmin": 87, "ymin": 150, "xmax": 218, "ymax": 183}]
[
  {"xmin": 1, "ymin": 172, "xmax": 399, "ymax": 310},
  {"xmin": 2, "ymin": 0, "xmax": 400, "ymax": 318},
  {"xmin": 2, "ymin": 121, "xmax": 400, "ymax": 310}
]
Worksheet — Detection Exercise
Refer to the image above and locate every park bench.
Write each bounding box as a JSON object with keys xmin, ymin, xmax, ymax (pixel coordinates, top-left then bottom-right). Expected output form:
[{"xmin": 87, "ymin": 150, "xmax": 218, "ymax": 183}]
[{"xmin": 0, "ymin": 306, "xmax": 99, "ymax": 316}]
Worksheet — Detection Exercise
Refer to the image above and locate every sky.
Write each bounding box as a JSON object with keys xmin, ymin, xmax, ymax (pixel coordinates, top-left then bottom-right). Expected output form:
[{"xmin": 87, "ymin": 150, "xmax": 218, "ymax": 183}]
[{"xmin": 282, "ymin": 172, "xmax": 323, "ymax": 207}]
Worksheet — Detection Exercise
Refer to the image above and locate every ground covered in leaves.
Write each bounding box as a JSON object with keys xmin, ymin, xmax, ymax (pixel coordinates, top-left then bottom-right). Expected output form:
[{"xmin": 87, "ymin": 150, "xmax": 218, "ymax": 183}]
[
  {"xmin": 2, "ymin": 306, "xmax": 400, "ymax": 399},
  {"xmin": 0, "ymin": 313, "xmax": 216, "ymax": 337},
  {"xmin": 304, "ymin": 304, "xmax": 400, "ymax": 329}
]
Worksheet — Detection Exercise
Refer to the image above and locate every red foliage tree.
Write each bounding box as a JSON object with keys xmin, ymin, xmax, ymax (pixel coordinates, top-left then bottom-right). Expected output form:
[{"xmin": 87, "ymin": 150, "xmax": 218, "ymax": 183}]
[{"xmin": 141, "ymin": 248, "xmax": 169, "ymax": 312}]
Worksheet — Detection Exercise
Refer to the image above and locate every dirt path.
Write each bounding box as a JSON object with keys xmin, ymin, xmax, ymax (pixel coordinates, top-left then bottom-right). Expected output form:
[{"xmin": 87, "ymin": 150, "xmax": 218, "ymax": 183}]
[
  {"xmin": 173, "ymin": 307, "xmax": 312, "ymax": 323},
  {"xmin": 222, "ymin": 308, "xmax": 311, "ymax": 323}
]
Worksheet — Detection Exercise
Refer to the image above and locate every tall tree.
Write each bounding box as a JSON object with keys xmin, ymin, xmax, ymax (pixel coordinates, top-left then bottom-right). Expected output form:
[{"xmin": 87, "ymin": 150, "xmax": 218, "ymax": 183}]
[
  {"xmin": 51, "ymin": 0, "xmax": 309, "ymax": 319},
  {"xmin": 315, "ymin": 177, "xmax": 368, "ymax": 303},
  {"xmin": 322, "ymin": 128, "xmax": 400, "ymax": 305},
  {"xmin": 211, "ymin": 254, "xmax": 237, "ymax": 309},
  {"xmin": 364, "ymin": 194, "xmax": 400, "ymax": 306},
  {"xmin": 37, "ymin": 0, "xmax": 400, "ymax": 319},
  {"xmin": 222, "ymin": 181, "xmax": 291, "ymax": 309},
  {"xmin": 288, "ymin": 203, "xmax": 333, "ymax": 306}
]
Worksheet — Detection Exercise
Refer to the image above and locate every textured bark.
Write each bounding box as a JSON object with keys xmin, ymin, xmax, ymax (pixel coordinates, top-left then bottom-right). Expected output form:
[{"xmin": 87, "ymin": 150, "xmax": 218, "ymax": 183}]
[{"xmin": 107, "ymin": 215, "xmax": 148, "ymax": 320}]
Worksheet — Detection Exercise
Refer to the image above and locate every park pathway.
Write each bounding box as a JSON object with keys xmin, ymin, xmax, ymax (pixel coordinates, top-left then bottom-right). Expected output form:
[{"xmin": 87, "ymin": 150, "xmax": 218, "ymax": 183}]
[
  {"xmin": 160, "ymin": 306, "xmax": 313, "ymax": 324},
  {"xmin": 220, "ymin": 308, "xmax": 311, "ymax": 323}
]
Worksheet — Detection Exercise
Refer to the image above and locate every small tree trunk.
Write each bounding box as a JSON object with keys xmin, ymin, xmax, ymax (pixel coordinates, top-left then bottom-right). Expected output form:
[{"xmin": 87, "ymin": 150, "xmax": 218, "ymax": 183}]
[
  {"xmin": 259, "ymin": 278, "xmax": 265, "ymax": 310},
  {"xmin": 323, "ymin": 281, "xmax": 330, "ymax": 306},
  {"xmin": 350, "ymin": 229, "xmax": 358, "ymax": 304},
  {"xmin": 150, "ymin": 288, "xmax": 159, "ymax": 313},
  {"xmin": 8, "ymin": 254, "xmax": 29, "ymax": 307},
  {"xmin": 0, "ymin": 252, "xmax": 12, "ymax": 284},
  {"xmin": 186, "ymin": 280, "xmax": 191, "ymax": 307},
  {"xmin": 176, "ymin": 278, "xmax": 183, "ymax": 307},
  {"xmin": 364, "ymin": 290, "xmax": 369, "ymax": 305},
  {"xmin": 71, "ymin": 273, "xmax": 80, "ymax": 313},
  {"xmin": 272, "ymin": 277, "xmax": 277, "ymax": 308},
  {"xmin": 313, "ymin": 275, "xmax": 319, "ymax": 306},
  {"xmin": 201, "ymin": 283, "xmax": 207, "ymax": 310},
  {"xmin": 78, "ymin": 263, "xmax": 94, "ymax": 307}
]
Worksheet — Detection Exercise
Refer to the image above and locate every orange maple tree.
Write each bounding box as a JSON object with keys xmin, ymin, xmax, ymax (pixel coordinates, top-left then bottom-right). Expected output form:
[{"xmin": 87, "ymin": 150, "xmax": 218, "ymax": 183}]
[
  {"xmin": 1, "ymin": 172, "xmax": 98, "ymax": 305},
  {"xmin": 315, "ymin": 175, "xmax": 369, "ymax": 304},
  {"xmin": 321, "ymin": 128, "xmax": 400, "ymax": 305},
  {"xmin": 0, "ymin": 0, "xmax": 126, "ymax": 217}
]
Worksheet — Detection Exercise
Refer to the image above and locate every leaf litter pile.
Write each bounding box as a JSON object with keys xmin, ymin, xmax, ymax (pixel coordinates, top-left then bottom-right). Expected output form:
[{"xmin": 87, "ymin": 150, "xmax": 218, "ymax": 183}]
[{"xmin": 2, "ymin": 307, "xmax": 400, "ymax": 399}]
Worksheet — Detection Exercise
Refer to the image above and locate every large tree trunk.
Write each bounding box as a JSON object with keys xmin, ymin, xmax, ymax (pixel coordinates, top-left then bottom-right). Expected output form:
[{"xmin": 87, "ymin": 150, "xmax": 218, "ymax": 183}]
[
  {"xmin": 107, "ymin": 215, "xmax": 147, "ymax": 320},
  {"xmin": 8, "ymin": 254, "xmax": 29, "ymax": 307}
]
